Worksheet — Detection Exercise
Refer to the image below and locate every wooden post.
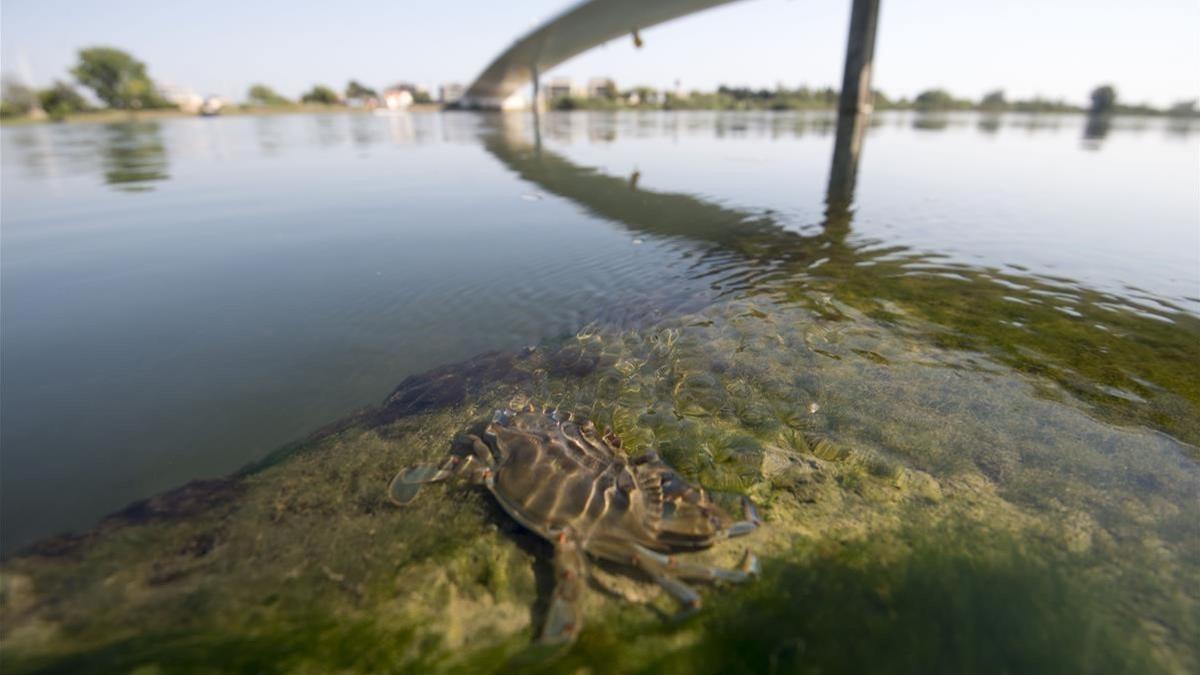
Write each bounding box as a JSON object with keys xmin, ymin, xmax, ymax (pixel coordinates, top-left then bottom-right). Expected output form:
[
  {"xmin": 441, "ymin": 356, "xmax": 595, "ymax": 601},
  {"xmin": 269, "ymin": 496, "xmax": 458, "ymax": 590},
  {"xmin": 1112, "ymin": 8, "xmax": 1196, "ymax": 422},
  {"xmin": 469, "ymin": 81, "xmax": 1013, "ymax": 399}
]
[
  {"xmin": 838, "ymin": 0, "xmax": 880, "ymax": 115},
  {"xmin": 828, "ymin": 0, "xmax": 880, "ymax": 223}
]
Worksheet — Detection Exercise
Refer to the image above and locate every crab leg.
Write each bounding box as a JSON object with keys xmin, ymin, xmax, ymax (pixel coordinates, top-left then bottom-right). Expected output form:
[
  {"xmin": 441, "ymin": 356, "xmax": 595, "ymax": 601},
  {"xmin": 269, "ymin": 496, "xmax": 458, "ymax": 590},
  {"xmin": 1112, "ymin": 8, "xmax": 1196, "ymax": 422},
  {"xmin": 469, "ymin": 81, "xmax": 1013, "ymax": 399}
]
[
  {"xmin": 539, "ymin": 528, "xmax": 588, "ymax": 645},
  {"xmin": 626, "ymin": 546, "xmax": 703, "ymax": 619},
  {"xmin": 388, "ymin": 435, "xmax": 495, "ymax": 506},
  {"xmin": 633, "ymin": 543, "xmax": 760, "ymax": 584}
]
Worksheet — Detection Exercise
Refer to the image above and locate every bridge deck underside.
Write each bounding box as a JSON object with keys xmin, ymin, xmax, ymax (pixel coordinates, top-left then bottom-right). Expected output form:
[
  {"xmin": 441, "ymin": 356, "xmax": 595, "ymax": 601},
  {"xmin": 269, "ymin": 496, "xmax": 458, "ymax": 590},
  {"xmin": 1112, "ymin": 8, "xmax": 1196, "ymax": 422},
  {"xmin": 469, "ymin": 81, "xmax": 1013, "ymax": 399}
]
[{"xmin": 463, "ymin": 0, "xmax": 746, "ymax": 107}]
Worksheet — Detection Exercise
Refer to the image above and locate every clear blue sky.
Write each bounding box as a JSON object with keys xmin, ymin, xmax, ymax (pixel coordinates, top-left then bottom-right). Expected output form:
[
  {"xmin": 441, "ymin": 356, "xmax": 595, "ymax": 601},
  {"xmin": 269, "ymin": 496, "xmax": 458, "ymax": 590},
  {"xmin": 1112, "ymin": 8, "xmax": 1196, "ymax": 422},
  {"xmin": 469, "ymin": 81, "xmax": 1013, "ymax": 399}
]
[{"xmin": 2, "ymin": 0, "xmax": 1197, "ymax": 106}]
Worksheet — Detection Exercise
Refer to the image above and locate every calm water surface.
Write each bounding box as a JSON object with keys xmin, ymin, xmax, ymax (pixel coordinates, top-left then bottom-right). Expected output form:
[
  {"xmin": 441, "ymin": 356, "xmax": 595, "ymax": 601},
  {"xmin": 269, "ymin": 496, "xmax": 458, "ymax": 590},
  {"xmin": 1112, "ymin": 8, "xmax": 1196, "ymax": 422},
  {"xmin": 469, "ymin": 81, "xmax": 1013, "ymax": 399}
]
[{"xmin": 1, "ymin": 110, "xmax": 1197, "ymax": 554}]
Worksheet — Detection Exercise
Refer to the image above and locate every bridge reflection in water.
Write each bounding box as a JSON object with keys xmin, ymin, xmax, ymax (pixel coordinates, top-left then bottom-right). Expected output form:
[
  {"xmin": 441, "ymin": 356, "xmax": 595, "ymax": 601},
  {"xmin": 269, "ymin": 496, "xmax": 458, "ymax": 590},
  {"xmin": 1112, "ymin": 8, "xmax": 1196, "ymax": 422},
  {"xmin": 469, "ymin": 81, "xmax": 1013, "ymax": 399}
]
[
  {"xmin": 475, "ymin": 0, "xmax": 882, "ymax": 241},
  {"xmin": 482, "ymin": 113, "xmax": 1200, "ymax": 449}
]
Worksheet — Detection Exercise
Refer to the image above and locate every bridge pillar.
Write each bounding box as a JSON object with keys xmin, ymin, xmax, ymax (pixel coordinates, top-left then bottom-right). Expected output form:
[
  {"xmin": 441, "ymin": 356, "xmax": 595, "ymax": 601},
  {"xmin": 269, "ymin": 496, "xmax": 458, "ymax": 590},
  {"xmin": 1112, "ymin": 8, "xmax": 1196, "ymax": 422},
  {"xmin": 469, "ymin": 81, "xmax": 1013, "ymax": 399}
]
[
  {"xmin": 531, "ymin": 64, "xmax": 541, "ymax": 111},
  {"xmin": 828, "ymin": 0, "xmax": 880, "ymax": 216},
  {"xmin": 837, "ymin": 0, "xmax": 880, "ymax": 114}
]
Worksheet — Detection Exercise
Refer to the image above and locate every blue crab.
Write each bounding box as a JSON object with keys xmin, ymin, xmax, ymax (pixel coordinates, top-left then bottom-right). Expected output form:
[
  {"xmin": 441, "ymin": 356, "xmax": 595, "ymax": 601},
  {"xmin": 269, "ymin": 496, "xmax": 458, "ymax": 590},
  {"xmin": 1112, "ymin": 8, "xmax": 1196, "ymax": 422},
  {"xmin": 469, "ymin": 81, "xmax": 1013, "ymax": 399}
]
[{"xmin": 389, "ymin": 405, "xmax": 760, "ymax": 644}]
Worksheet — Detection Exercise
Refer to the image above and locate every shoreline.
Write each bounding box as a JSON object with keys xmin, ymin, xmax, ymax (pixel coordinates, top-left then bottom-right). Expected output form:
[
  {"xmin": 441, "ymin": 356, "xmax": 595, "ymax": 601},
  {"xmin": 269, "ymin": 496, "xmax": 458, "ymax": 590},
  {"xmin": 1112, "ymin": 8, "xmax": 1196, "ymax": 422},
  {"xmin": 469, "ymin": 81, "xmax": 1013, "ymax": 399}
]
[
  {"xmin": 4, "ymin": 104, "xmax": 1198, "ymax": 127},
  {"xmin": 0, "ymin": 102, "xmax": 447, "ymax": 126}
]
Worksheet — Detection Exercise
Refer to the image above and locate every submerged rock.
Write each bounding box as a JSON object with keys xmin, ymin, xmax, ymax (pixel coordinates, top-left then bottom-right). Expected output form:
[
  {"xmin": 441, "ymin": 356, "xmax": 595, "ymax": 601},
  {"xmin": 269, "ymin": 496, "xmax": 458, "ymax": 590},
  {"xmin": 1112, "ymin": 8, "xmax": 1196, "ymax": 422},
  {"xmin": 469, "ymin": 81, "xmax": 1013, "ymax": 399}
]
[{"xmin": 1, "ymin": 299, "xmax": 1196, "ymax": 674}]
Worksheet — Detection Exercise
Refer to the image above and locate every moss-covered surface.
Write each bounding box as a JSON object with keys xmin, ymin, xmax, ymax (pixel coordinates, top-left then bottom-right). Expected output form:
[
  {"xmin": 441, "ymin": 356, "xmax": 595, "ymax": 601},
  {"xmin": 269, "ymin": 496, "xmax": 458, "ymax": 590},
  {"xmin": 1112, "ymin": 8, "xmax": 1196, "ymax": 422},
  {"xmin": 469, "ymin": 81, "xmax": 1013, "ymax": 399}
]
[{"xmin": 2, "ymin": 294, "xmax": 1196, "ymax": 674}]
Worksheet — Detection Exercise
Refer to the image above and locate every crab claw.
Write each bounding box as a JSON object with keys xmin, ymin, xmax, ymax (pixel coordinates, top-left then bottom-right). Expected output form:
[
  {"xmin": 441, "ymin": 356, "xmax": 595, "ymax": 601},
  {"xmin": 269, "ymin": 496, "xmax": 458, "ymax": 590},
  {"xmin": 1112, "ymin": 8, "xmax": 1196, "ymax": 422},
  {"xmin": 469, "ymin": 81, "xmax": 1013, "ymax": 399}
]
[{"xmin": 388, "ymin": 465, "xmax": 441, "ymax": 506}]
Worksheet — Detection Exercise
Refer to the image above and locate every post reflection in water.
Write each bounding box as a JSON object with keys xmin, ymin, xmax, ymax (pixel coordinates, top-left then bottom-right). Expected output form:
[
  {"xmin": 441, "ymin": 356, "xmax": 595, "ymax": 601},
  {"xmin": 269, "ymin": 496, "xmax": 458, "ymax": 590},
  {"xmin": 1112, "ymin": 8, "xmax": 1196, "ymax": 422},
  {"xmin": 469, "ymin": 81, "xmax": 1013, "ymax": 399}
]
[
  {"xmin": 1082, "ymin": 112, "xmax": 1113, "ymax": 149},
  {"xmin": 826, "ymin": 111, "xmax": 869, "ymax": 235}
]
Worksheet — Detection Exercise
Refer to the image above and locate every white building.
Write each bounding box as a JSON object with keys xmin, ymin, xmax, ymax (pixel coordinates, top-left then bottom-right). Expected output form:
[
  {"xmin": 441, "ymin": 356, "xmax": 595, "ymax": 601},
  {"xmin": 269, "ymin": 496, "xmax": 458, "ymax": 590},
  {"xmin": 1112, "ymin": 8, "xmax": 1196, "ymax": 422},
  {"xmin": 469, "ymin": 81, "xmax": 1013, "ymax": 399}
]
[
  {"xmin": 545, "ymin": 78, "xmax": 581, "ymax": 100},
  {"xmin": 586, "ymin": 77, "xmax": 616, "ymax": 99},
  {"xmin": 158, "ymin": 83, "xmax": 203, "ymax": 114},
  {"xmin": 383, "ymin": 88, "xmax": 414, "ymax": 110}
]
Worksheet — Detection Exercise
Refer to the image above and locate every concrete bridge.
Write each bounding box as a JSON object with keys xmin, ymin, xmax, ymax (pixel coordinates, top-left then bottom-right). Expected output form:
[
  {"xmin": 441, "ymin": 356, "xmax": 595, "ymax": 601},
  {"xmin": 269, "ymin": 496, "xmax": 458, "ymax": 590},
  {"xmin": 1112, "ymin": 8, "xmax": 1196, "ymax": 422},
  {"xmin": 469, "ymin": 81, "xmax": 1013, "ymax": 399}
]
[
  {"xmin": 461, "ymin": 0, "xmax": 880, "ymax": 117},
  {"xmin": 462, "ymin": 0, "xmax": 746, "ymax": 109},
  {"xmin": 462, "ymin": 0, "xmax": 881, "ymax": 206}
]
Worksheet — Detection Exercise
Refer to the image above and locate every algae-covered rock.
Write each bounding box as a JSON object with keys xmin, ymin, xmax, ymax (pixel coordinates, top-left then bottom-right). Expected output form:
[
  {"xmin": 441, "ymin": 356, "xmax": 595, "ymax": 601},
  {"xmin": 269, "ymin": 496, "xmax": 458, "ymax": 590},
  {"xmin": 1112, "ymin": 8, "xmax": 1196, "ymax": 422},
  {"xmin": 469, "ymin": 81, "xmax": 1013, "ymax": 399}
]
[{"xmin": 2, "ymin": 300, "xmax": 1197, "ymax": 674}]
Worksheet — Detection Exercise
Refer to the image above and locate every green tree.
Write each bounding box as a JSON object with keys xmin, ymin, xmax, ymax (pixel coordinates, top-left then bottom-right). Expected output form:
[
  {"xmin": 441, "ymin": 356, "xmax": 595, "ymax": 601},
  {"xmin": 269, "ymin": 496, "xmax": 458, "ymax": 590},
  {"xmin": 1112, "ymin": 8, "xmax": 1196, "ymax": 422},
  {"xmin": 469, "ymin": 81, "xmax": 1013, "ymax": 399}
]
[
  {"xmin": 979, "ymin": 89, "xmax": 1007, "ymax": 111},
  {"xmin": 38, "ymin": 80, "xmax": 91, "ymax": 120},
  {"xmin": 1167, "ymin": 100, "xmax": 1198, "ymax": 117},
  {"xmin": 344, "ymin": 80, "xmax": 377, "ymax": 101},
  {"xmin": 552, "ymin": 96, "xmax": 580, "ymax": 111},
  {"xmin": 629, "ymin": 86, "xmax": 659, "ymax": 107},
  {"xmin": 300, "ymin": 85, "xmax": 340, "ymax": 105},
  {"xmin": 247, "ymin": 84, "xmax": 290, "ymax": 107},
  {"xmin": 914, "ymin": 89, "xmax": 957, "ymax": 111},
  {"xmin": 71, "ymin": 47, "xmax": 165, "ymax": 109},
  {"xmin": 1089, "ymin": 85, "xmax": 1117, "ymax": 115},
  {"xmin": 1, "ymin": 75, "xmax": 38, "ymax": 117}
]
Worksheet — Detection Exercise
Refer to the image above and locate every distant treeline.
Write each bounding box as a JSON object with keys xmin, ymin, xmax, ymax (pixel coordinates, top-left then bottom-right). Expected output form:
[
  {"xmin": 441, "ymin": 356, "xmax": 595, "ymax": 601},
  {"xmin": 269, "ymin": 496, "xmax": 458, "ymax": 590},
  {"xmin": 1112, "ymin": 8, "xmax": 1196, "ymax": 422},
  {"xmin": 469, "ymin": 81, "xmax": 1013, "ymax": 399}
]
[
  {"xmin": 0, "ymin": 45, "xmax": 426, "ymax": 122},
  {"xmin": 557, "ymin": 84, "xmax": 1199, "ymax": 117},
  {"xmin": 3, "ymin": 45, "xmax": 1198, "ymax": 122}
]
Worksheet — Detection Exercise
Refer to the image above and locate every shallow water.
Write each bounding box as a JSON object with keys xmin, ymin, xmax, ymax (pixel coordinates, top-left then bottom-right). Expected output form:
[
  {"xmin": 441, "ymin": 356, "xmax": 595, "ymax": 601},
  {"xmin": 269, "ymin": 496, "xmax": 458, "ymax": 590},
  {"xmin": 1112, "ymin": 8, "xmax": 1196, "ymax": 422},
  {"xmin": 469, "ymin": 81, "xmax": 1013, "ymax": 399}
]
[
  {"xmin": 2, "ymin": 111, "xmax": 1197, "ymax": 551},
  {"xmin": 1, "ymin": 110, "xmax": 1198, "ymax": 672}
]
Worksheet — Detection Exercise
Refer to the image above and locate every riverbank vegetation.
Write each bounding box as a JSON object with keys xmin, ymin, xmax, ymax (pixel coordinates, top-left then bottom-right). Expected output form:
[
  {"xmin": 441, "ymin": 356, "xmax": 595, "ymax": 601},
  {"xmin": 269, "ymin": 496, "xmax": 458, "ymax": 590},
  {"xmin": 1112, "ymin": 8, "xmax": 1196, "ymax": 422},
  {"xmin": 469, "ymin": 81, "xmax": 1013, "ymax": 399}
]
[
  {"xmin": 3, "ymin": 44, "xmax": 1198, "ymax": 124},
  {"xmin": 0, "ymin": 46, "xmax": 434, "ymax": 124},
  {"xmin": 554, "ymin": 83, "xmax": 1199, "ymax": 117}
]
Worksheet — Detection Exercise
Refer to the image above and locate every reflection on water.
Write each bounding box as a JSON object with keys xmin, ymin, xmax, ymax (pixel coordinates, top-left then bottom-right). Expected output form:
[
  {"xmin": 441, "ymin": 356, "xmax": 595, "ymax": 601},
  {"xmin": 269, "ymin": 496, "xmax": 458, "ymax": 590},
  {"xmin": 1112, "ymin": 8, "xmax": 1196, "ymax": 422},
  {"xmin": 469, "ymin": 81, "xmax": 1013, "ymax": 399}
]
[
  {"xmin": 101, "ymin": 122, "xmax": 170, "ymax": 190},
  {"xmin": 1, "ymin": 110, "xmax": 1197, "ymax": 555},
  {"xmin": 912, "ymin": 112, "xmax": 952, "ymax": 131},
  {"xmin": 483, "ymin": 117, "xmax": 1200, "ymax": 449},
  {"xmin": 1083, "ymin": 112, "xmax": 1113, "ymax": 149},
  {"xmin": 7, "ymin": 110, "xmax": 1199, "ymax": 194},
  {"xmin": 977, "ymin": 113, "xmax": 1003, "ymax": 134}
]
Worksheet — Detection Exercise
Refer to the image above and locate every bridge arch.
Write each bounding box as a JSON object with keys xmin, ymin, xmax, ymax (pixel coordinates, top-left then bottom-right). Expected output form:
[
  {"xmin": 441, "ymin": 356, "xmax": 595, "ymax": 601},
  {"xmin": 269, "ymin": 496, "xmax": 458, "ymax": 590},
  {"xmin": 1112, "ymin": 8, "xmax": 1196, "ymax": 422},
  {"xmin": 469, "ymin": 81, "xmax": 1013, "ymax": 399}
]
[{"xmin": 461, "ymin": 0, "xmax": 748, "ymax": 108}]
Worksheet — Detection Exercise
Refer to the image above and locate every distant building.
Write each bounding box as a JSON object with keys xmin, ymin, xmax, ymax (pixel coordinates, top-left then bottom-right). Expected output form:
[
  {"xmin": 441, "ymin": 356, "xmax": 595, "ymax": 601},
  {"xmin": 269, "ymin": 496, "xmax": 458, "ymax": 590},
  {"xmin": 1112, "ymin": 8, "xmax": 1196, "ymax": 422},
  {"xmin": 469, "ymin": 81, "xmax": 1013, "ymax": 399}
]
[
  {"xmin": 439, "ymin": 83, "xmax": 465, "ymax": 104},
  {"xmin": 587, "ymin": 77, "xmax": 616, "ymax": 100},
  {"xmin": 625, "ymin": 87, "xmax": 662, "ymax": 106},
  {"xmin": 545, "ymin": 78, "xmax": 581, "ymax": 100},
  {"xmin": 383, "ymin": 88, "xmax": 414, "ymax": 110},
  {"xmin": 159, "ymin": 83, "xmax": 203, "ymax": 114},
  {"xmin": 386, "ymin": 82, "xmax": 433, "ymax": 105},
  {"xmin": 199, "ymin": 96, "xmax": 227, "ymax": 116}
]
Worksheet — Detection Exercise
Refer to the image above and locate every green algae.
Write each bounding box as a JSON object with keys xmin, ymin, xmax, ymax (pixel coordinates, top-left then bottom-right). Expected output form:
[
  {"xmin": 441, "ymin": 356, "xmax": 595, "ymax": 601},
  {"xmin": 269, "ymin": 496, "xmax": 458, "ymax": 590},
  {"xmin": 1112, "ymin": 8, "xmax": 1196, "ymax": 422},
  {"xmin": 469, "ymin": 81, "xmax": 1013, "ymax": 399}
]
[{"xmin": 534, "ymin": 528, "xmax": 1165, "ymax": 675}]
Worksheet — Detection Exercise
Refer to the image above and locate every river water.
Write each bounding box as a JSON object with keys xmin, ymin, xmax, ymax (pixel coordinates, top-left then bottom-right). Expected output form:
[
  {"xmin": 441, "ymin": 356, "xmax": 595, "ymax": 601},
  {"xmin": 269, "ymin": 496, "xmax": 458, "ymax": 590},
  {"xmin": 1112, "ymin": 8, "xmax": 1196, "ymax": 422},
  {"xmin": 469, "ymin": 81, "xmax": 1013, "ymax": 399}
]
[{"xmin": 2, "ymin": 109, "xmax": 1197, "ymax": 558}]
